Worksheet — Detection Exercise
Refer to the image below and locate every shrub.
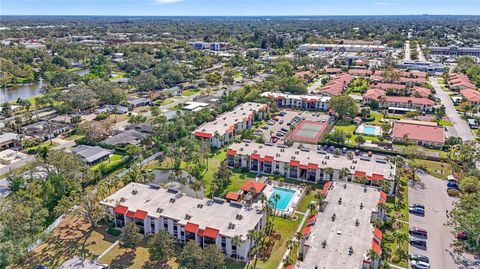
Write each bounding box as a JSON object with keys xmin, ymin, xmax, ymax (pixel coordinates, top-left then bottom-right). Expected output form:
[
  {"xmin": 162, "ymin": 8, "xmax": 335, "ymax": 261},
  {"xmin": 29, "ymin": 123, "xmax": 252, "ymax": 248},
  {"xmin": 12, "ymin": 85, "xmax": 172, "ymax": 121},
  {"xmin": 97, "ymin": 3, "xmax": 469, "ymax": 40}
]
[
  {"xmin": 106, "ymin": 227, "xmax": 121, "ymax": 236},
  {"xmin": 447, "ymin": 188, "xmax": 460, "ymax": 197}
]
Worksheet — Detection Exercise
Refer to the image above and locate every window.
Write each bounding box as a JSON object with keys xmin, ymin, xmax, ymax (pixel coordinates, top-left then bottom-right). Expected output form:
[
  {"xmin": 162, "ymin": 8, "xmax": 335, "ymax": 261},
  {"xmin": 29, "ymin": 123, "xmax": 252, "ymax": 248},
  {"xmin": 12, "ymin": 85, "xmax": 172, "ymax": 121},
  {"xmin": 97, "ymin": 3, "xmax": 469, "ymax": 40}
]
[{"xmin": 163, "ymin": 219, "xmax": 168, "ymax": 230}]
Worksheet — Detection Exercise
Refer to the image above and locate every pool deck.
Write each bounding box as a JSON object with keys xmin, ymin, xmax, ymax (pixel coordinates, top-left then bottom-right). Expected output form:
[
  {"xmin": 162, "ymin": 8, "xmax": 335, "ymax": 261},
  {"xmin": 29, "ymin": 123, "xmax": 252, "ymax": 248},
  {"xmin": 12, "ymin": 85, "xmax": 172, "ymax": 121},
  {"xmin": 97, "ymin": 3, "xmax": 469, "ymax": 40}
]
[{"xmin": 355, "ymin": 124, "xmax": 382, "ymax": 136}]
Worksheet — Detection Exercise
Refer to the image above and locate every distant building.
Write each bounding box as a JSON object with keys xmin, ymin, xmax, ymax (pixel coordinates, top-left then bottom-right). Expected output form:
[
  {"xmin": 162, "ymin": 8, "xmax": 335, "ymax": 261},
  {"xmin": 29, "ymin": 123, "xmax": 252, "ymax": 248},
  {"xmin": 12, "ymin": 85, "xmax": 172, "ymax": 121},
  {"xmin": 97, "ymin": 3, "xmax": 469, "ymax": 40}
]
[
  {"xmin": 299, "ymin": 44, "xmax": 386, "ymax": 53},
  {"xmin": 428, "ymin": 46, "xmax": 480, "ymax": 57},
  {"xmin": 261, "ymin": 92, "xmax": 331, "ymax": 111},
  {"xmin": 396, "ymin": 61, "xmax": 444, "ymax": 74},
  {"xmin": 71, "ymin": 145, "xmax": 114, "ymax": 165},
  {"xmin": 188, "ymin": 41, "xmax": 231, "ymax": 51},
  {"xmin": 0, "ymin": 133, "xmax": 21, "ymax": 150}
]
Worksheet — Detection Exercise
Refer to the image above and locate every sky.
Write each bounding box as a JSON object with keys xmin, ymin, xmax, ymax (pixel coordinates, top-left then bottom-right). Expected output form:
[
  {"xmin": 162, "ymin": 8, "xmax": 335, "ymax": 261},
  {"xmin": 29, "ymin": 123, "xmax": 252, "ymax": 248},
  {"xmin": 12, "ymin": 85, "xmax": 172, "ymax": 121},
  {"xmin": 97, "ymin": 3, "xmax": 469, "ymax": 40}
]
[{"xmin": 1, "ymin": 0, "xmax": 479, "ymax": 16}]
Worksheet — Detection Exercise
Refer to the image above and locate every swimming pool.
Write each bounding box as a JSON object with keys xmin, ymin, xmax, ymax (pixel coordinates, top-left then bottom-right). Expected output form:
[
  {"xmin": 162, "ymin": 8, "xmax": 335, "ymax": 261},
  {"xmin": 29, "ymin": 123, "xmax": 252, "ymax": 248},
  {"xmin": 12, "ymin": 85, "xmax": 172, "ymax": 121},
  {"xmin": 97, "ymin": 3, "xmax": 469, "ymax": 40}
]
[
  {"xmin": 363, "ymin": 125, "xmax": 377, "ymax": 136},
  {"xmin": 269, "ymin": 187, "xmax": 296, "ymax": 211}
]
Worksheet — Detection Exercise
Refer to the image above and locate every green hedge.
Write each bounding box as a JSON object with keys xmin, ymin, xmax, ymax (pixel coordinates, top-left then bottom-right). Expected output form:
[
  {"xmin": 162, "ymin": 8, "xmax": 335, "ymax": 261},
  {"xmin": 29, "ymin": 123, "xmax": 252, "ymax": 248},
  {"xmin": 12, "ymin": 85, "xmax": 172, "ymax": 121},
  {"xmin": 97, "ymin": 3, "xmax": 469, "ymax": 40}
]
[{"xmin": 106, "ymin": 227, "xmax": 121, "ymax": 236}]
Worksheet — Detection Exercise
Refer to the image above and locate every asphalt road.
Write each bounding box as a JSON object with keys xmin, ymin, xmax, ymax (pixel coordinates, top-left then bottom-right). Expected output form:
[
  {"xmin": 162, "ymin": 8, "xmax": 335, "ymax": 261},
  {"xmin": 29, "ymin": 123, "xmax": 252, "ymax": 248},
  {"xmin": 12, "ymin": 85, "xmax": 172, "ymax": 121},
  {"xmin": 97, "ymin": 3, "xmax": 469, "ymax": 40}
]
[
  {"xmin": 409, "ymin": 171, "xmax": 479, "ymax": 269},
  {"xmin": 404, "ymin": 40, "xmax": 411, "ymax": 61},
  {"xmin": 430, "ymin": 77, "xmax": 475, "ymax": 141}
]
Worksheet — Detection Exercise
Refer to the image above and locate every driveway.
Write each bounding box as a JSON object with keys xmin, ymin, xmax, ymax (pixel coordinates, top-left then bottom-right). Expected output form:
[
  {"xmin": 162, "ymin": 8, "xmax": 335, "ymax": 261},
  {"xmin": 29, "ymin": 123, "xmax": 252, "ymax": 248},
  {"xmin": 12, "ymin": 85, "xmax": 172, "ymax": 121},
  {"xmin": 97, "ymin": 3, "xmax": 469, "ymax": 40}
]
[
  {"xmin": 430, "ymin": 77, "xmax": 475, "ymax": 140},
  {"xmin": 404, "ymin": 40, "xmax": 411, "ymax": 61},
  {"xmin": 409, "ymin": 171, "xmax": 479, "ymax": 269}
]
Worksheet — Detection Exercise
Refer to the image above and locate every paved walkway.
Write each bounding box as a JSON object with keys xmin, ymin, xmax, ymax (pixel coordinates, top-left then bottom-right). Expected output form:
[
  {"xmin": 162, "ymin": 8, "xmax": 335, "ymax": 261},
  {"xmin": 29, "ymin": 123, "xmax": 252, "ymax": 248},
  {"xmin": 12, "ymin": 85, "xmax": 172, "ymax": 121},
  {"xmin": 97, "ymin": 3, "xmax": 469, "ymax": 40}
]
[
  {"xmin": 278, "ymin": 208, "xmax": 311, "ymax": 269},
  {"xmin": 388, "ymin": 263, "xmax": 407, "ymax": 269},
  {"xmin": 404, "ymin": 40, "xmax": 411, "ymax": 61},
  {"xmin": 307, "ymin": 78, "xmax": 324, "ymax": 94},
  {"xmin": 416, "ymin": 44, "xmax": 427, "ymax": 61},
  {"xmin": 95, "ymin": 240, "xmax": 119, "ymax": 262},
  {"xmin": 430, "ymin": 77, "xmax": 475, "ymax": 140}
]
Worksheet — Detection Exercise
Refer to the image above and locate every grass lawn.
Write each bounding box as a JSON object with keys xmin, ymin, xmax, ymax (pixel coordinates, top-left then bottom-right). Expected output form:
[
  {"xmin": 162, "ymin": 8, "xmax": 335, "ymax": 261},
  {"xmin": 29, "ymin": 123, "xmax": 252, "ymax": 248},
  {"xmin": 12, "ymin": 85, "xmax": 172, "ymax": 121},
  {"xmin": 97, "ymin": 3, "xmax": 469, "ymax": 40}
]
[
  {"xmin": 334, "ymin": 124, "xmax": 356, "ymax": 134},
  {"xmin": 369, "ymin": 112, "xmax": 384, "ymax": 126},
  {"xmin": 296, "ymin": 189, "xmax": 321, "ymax": 213},
  {"xmin": 181, "ymin": 89, "xmax": 200, "ymax": 96},
  {"xmin": 26, "ymin": 141, "xmax": 58, "ymax": 152},
  {"xmin": 255, "ymin": 214, "xmax": 302, "ymax": 269},
  {"xmin": 154, "ymin": 99, "xmax": 174, "ymax": 106},
  {"xmin": 168, "ymin": 104, "xmax": 182, "ymax": 111},
  {"xmin": 91, "ymin": 154, "xmax": 124, "ymax": 171},
  {"xmin": 437, "ymin": 119, "xmax": 453, "ymax": 126},
  {"xmin": 413, "ymin": 159, "xmax": 452, "ymax": 179},
  {"xmin": 225, "ymin": 259, "xmax": 246, "ymax": 269},
  {"xmin": 65, "ymin": 134, "xmax": 84, "ymax": 141},
  {"xmin": 21, "ymin": 215, "xmax": 119, "ymax": 269}
]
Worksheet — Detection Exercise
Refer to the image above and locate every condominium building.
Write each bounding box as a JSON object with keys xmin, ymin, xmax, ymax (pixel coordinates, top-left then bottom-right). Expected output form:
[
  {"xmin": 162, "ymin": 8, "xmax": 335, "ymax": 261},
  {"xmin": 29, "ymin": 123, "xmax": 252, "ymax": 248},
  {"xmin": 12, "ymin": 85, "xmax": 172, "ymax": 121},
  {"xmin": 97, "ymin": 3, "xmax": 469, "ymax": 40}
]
[
  {"xmin": 193, "ymin": 102, "xmax": 268, "ymax": 148},
  {"xmin": 261, "ymin": 92, "xmax": 331, "ymax": 111},
  {"xmin": 188, "ymin": 41, "xmax": 232, "ymax": 51},
  {"xmin": 428, "ymin": 46, "xmax": 480, "ymax": 57},
  {"xmin": 226, "ymin": 142, "xmax": 396, "ymax": 194},
  {"xmin": 101, "ymin": 183, "xmax": 266, "ymax": 260}
]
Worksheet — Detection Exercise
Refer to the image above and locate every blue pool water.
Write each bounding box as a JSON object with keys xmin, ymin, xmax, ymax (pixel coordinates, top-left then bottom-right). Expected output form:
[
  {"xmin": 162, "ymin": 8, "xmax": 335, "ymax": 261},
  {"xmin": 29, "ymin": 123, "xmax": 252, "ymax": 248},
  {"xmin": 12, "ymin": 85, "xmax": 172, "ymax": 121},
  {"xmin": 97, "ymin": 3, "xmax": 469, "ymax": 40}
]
[
  {"xmin": 363, "ymin": 125, "xmax": 377, "ymax": 136},
  {"xmin": 269, "ymin": 187, "xmax": 296, "ymax": 211}
]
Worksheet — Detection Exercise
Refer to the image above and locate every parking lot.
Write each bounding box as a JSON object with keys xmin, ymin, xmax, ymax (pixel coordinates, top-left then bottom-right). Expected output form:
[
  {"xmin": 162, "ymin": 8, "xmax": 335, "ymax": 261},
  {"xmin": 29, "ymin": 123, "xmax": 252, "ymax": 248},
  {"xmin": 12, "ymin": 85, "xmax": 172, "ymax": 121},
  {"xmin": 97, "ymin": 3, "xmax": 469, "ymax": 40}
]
[
  {"xmin": 408, "ymin": 172, "xmax": 479, "ymax": 269},
  {"xmin": 257, "ymin": 110, "xmax": 331, "ymax": 144}
]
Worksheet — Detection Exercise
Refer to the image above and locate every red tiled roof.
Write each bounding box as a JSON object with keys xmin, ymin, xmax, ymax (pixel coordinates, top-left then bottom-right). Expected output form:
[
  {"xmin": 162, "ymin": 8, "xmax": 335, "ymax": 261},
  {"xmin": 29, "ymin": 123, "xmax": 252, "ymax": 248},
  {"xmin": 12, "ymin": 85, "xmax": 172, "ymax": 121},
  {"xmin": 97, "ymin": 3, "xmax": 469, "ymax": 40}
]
[
  {"xmin": 368, "ymin": 173, "xmax": 384, "ymax": 181},
  {"xmin": 226, "ymin": 192, "xmax": 240, "ymax": 201},
  {"xmin": 185, "ymin": 222, "xmax": 199, "ymax": 234},
  {"xmin": 379, "ymin": 191, "xmax": 387, "ymax": 204},
  {"xmin": 284, "ymin": 265, "xmax": 293, "ymax": 269},
  {"xmin": 114, "ymin": 205, "xmax": 128, "ymax": 215},
  {"xmin": 203, "ymin": 227, "xmax": 219, "ymax": 239},
  {"xmin": 194, "ymin": 132, "xmax": 213, "ymax": 139},
  {"xmin": 372, "ymin": 239, "xmax": 382, "ymax": 255},
  {"xmin": 323, "ymin": 68, "xmax": 342, "ymax": 73},
  {"xmin": 392, "ymin": 122, "xmax": 445, "ymax": 144},
  {"xmin": 412, "ymin": 86, "xmax": 431, "ymax": 98},
  {"xmin": 363, "ymin": 88, "xmax": 385, "ymax": 100},
  {"xmin": 301, "ymin": 225, "xmax": 312, "ymax": 236},
  {"xmin": 384, "ymin": 96, "xmax": 435, "ymax": 106},
  {"xmin": 354, "ymin": 171, "xmax": 367, "ymax": 177},
  {"xmin": 289, "ymin": 160, "xmax": 300, "ymax": 167},
  {"xmin": 227, "ymin": 149, "xmax": 237, "ymax": 156},
  {"xmin": 307, "ymin": 163, "xmax": 318, "ymax": 170},
  {"xmin": 250, "ymin": 153, "xmax": 260, "ymax": 160},
  {"xmin": 375, "ymin": 83, "xmax": 406, "ymax": 90},
  {"xmin": 241, "ymin": 180, "xmax": 266, "ymax": 193},
  {"xmin": 374, "ymin": 227, "xmax": 383, "ymax": 241},
  {"xmin": 263, "ymin": 155, "xmax": 274, "ymax": 163},
  {"xmin": 460, "ymin": 89, "xmax": 480, "ymax": 103},
  {"xmin": 134, "ymin": 210, "xmax": 148, "ymax": 220},
  {"xmin": 126, "ymin": 211, "xmax": 135, "ymax": 218}
]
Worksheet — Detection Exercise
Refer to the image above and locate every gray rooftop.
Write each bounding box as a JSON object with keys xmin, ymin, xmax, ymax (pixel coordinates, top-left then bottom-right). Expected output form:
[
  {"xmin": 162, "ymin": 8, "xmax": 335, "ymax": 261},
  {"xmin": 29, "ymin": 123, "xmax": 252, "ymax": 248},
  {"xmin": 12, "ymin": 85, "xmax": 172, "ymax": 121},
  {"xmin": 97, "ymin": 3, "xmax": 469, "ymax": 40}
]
[
  {"xmin": 228, "ymin": 142, "xmax": 396, "ymax": 181},
  {"xmin": 102, "ymin": 130, "xmax": 144, "ymax": 146},
  {"xmin": 58, "ymin": 256, "xmax": 104, "ymax": 269},
  {"xmin": 71, "ymin": 145, "xmax": 113, "ymax": 163},
  {"xmin": 101, "ymin": 182, "xmax": 264, "ymax": 238},
  {"xmin": 297, "ymin": 182, "xmax": 381, "ymax": 269},
  {"xmin": 0, "ymin": 133, "xmax": 19, "ymax": 144}
]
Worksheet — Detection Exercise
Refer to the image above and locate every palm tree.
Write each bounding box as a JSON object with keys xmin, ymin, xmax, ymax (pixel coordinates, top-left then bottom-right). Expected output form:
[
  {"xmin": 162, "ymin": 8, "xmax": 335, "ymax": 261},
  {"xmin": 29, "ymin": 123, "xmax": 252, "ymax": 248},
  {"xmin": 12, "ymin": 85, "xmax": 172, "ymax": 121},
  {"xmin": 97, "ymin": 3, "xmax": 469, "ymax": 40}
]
[
  {"xmin": 366, "ymin": 249, "xmax": 379, "ymax": 268},
  {"xmin": 271, "ymin": 193, "xmax": 281, "ymax": 222},
  {"xmin": 190, "ymin": 180, "xmax": 202, "ymax": 199},
  {"xmin": 314, "ymin": 192, "xmax": 325, "ymax": 211},
  {"xmin": 231, "ymin": 235, "xmax": 244, "ymax": 260},
  {"xmin": 339, "ymin": 168, "xmax": 350, "ymax": 181},
  {"xmin": 324, "ymin": 167, "xmax": 334, "ymax": 181}
]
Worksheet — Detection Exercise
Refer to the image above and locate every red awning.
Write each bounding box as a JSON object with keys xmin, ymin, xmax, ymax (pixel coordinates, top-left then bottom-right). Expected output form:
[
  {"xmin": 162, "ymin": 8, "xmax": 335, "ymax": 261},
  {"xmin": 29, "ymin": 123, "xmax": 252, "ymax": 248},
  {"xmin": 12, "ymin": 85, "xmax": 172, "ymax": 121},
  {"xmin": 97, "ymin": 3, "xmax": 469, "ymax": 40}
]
[
  {"xmin": 307, "ymin": 163, "xmax": 318, "ymax": 170},
  {"xmin": 226, "ymin": 192, "xmax": 240, "ymax": 201},
  {"xmin": 374, "ymin": 227, "xmax": 383, "ymax": 241},
  {"xmin": 126, "ymin": 211, "xmax": 135, "ymax": 218},
  {"xmin": 185, "ymin": 222, "xmax": 199, "ymax": 234},
  {"xmin": 203, "ymin": 227, "xmax": 219, "ymax": 239},
  {"xmin": 379, "ymin": 191, "xmax": 387, "ymax": 204},
  {"xmin": 322, "ymin": 181, "xmax": 332, "ymax": 195},
  {"xmin": 114, "ymin": 205, "xmax": 128, "ymax": 215},
  {"xmin": 194, "ymin": 132, "xmax": 213, "ymax": 139},
  {"xmin": 250, "ymin": 153, "xmax": 260, "ymax": 160},
  {"xmin": 372, "ymin": 239, "xmax": 382, "ymax": 255},
  {"xmin": 226, "ymin": 125, "xmax": 235, "ymax": 134},
  {"xmin": 307, "ymin": 214, "xmax": 317, "ymax": 224},
  {"xmin": 299, "ymin": 164, "xmax": 309, "ymax": 170},
  {"xmin": 227, "ymin": 149, "xmax": 237, "ymax": 156},
  {"xmin": 134, "ymin": 210, "xmax": 148, "ymax": 220},
  {"xmin": 197, "ymin": 229, "xmax": 204, "ymax": 237},
  {"xmin": 290, "ymin": 160, "xmax": 300, "ymax": 167},
  {"xmin": 368, "ymin": 173, "xmax": 384, "ymax": 181},
  {"xmin": 301, "ymin": 226, "xmax": 312, "ymax": 236},
  {"xmin": 354, "ymin": 170, "xmax": 367, "ymax": 177},
  {"xmin": 263, "ymin": 155, "xmax": 274, "ymax": 163}
]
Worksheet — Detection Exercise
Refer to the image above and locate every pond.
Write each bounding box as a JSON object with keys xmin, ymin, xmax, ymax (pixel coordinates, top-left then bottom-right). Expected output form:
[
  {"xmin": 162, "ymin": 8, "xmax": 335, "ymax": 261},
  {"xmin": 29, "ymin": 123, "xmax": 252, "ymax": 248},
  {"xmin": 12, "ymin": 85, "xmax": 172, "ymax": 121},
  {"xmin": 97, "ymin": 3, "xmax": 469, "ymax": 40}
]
[{"xmin": 2, "ymin": 80, "xmax": 45, "ymax": 103}]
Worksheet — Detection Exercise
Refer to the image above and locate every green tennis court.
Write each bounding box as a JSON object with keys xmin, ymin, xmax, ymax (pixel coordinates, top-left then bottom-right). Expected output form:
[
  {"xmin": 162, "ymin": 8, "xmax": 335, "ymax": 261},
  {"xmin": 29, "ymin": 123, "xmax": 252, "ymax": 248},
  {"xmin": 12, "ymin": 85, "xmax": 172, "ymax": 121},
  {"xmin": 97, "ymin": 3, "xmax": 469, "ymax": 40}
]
[{"xmin": 287, "ymin": 120, "xmax": 328, "ymax": 143}]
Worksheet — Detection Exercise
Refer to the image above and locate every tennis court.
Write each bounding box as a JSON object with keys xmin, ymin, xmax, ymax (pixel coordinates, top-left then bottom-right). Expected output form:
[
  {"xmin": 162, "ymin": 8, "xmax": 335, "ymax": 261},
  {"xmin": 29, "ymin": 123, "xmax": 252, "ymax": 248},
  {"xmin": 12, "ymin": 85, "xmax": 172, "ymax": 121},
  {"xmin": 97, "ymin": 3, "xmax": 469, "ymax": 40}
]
[{"xmin": 287, "ymin": 120, "xmax": 328, "ymax": 143}]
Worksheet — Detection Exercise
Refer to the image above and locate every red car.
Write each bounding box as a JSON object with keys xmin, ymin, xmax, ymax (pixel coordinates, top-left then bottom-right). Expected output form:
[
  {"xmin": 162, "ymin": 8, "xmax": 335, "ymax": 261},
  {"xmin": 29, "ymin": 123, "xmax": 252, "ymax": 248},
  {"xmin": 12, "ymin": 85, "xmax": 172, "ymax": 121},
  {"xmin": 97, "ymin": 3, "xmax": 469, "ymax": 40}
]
[{"xmin": 456, "ymin": 231, "xmax": 467, "ymax": 240}]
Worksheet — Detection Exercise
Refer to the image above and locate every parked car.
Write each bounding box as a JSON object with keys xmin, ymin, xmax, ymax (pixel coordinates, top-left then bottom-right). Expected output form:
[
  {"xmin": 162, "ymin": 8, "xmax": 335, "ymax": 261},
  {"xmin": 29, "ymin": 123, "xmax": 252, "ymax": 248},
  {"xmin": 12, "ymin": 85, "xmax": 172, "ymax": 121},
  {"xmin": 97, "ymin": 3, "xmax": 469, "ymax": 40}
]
[
  {"xmin": 328, "ymin": 146, "xmax": 335, "ymax": 152},
  {"xmin": 281, "ymin": 127, "xmax": 289, "ymax": 132},
  {"xmin": 410, "ymin": 260, "xmax": 430, "ymax": 269},
  {"xmin": 409, "ymin": 207, "xmax": 425, "ymax": 216},
  {"xmin": 279, "ymin": 120, "xmax": 284, "ymax": 124},
  {"xmin": 342, "ymin": 147, "xmax": 347, "ymax": 153},
  {"xmin": 447, "ymin": 181, "xmax": 459, "ymax": 189},
  {"xmin": 410, "ymin": 203, "xmax": 425, "ymax": 210},
  {"xmin": 410, "ymin": 238, "xmax": 427, "ymax": 249},
  {"xmin": 409, "ymin": 254, "xmax": 429, "ymax": 263},
  {"xmin": 262, "ymin": 125, "xmax": 269, "ymax": 130},
  {"xmin": 456, "ymin": 231, "xmax": 467, "ymax": 240},
  {"xmin": 409, "ymin": 227, "xmax": 428, "ymax": 238}
]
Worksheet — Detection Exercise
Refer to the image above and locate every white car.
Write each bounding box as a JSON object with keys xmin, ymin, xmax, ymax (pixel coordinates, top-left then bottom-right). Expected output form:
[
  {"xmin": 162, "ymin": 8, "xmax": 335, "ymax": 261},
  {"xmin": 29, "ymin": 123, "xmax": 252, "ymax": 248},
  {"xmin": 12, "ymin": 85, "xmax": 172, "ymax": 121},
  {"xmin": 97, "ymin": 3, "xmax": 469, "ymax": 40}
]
[{"xmin": 410, "ymin": 260, "xmax": 430, "ymax": 269}]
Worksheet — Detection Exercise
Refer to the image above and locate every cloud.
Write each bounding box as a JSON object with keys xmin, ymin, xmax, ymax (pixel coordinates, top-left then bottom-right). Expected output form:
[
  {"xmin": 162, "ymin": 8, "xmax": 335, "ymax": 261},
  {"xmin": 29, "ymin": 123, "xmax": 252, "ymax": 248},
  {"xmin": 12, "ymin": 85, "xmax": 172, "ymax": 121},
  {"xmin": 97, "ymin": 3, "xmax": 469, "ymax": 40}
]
[
  {"xmin": 372, "ymin": 1, "xmax": 394, "ymax": 5},
  {"xmin": 153, "ymin": 0, "xmax": 183, "ymax": 4}
]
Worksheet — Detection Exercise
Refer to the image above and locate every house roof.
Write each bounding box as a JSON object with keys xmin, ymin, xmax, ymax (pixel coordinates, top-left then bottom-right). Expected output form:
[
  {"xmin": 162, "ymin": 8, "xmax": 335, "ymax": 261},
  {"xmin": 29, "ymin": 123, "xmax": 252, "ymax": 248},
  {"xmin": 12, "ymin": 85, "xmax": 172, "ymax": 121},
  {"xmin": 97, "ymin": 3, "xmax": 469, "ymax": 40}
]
[
  {"xmin": 384, "ymin": 96, "xmax": 435, "ymax": 106},
  {"xmin": 240, "ymin": 180, "xmax": 266, "ymax": 193},
  {"xmin": 226, "ymin": 192, "xmax": 240, "ymax": 201},
  {"xmin": 363, "ymin": 88, "xmax": 385, "ymax": 100},
  {"xmin": 460, "ymin": 89, "xmax": 480, "ymax": 102},
  {"xmin": 71, "ymin": 145, "xmax": 114, "ymax": 163},
  {"xmin": 102, "ymin": 130, "xmax": 144, "ymax": 146},
  {"xmin": 392, "ymin": 121, "xmax": 445, "ymax": 144}
]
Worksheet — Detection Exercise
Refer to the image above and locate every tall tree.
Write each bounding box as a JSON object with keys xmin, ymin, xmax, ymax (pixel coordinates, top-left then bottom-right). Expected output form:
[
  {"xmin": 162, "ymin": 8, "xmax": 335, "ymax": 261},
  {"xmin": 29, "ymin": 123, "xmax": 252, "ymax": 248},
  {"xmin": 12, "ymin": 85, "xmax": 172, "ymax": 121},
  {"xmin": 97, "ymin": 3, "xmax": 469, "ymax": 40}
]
[
  {"xmin": 121, "ymin": 222, "xmax": 142, "ymax": 250},
  {"xmin": 148, "ymin": 230, "xmax": 175, "ymax": 264},
  {"xmin": 179, "ymin": 240, "xmax": 205, "ymax": 269}
]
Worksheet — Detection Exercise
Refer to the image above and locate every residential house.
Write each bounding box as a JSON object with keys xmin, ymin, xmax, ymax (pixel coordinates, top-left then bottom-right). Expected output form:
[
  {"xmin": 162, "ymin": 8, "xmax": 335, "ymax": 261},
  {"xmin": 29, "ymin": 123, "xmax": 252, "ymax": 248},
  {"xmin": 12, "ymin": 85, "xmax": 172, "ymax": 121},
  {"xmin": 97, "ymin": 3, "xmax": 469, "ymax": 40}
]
[
  {"xmin": 71, "ymin": 145, "xmax": 114, "ymax": 165},
  {"xmin": 392, "ymin": 120, "xmax": 445, "ymax": 148},
  {"xmin": 101, "ymin": 130, "xmax": 145, "ymax": 147}
]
